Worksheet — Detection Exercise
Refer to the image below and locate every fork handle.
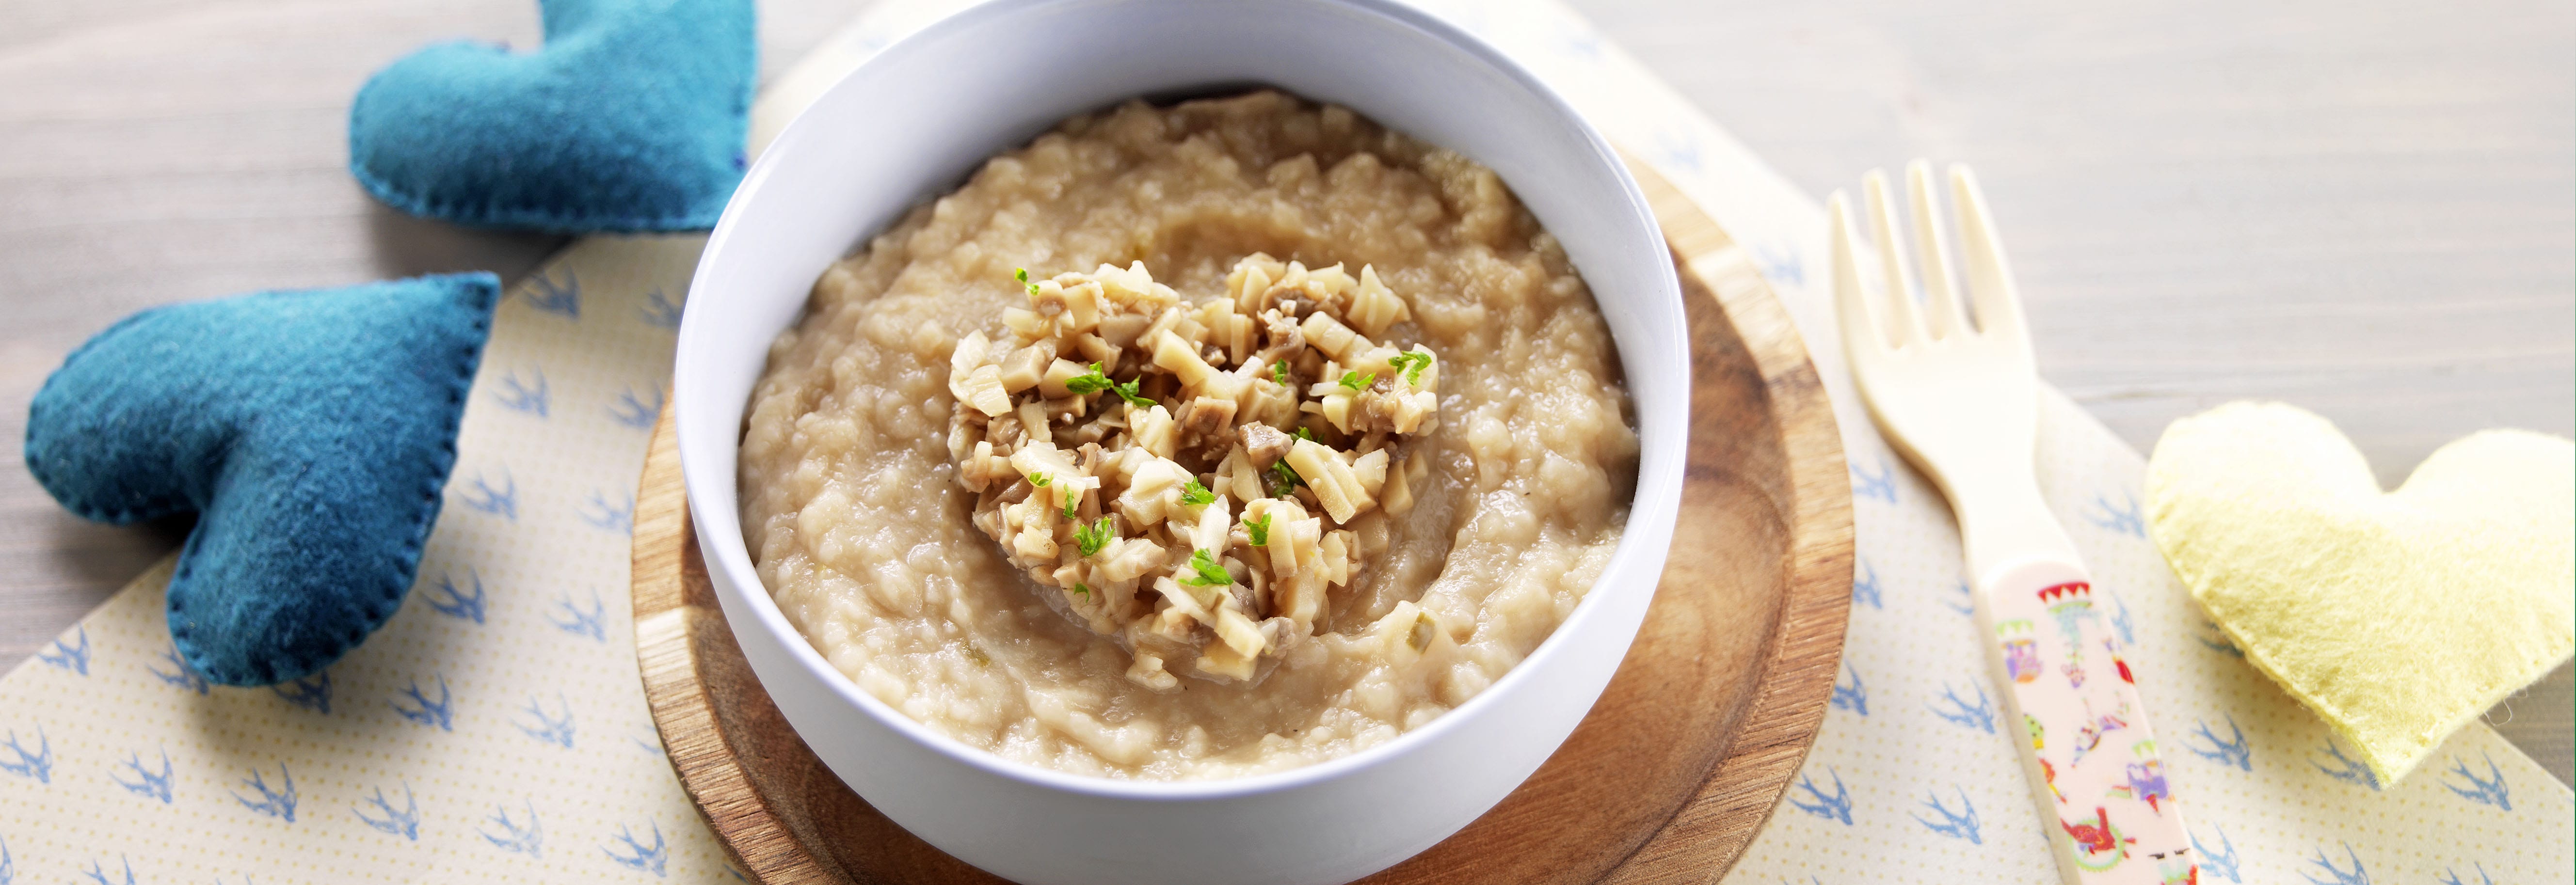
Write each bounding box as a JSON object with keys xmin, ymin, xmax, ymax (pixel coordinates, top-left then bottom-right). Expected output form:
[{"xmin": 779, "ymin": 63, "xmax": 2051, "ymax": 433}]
[{"xmin": 1976, "ymin": 557, "xmax": 2197, "ymax": 885}]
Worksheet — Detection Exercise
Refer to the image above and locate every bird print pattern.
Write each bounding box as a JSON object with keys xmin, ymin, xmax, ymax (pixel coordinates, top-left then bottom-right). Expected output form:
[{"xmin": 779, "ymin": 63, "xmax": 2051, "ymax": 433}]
[
  {"xmin": 0, "ymin": 235, "xmax": 730, "ymax": 880},
  {"xmin": 0, "ymin": 3, "xmax": 2565, "ymax": 884},
  {"xmin": 1486, "ymin": 0, "xmax": 2576, "ymax": 876}
]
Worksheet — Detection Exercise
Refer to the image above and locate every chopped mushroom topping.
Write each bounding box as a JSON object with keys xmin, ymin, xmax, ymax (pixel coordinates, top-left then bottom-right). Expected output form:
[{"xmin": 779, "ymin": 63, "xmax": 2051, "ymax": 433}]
[
  {"xmin": 1240, "ymin": 423, "xmax": 1296, "ymax": 468},
  {"xmin": 947, "ymin": 255, "xmax": 1443, "ymax": 687}
]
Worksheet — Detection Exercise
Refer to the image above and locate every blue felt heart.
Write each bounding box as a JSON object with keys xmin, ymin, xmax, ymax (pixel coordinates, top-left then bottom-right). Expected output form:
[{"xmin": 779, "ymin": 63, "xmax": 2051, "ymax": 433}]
[
  {"xmin": 24, "ymin": 274, "xmax": 500, "ymax": 686},
  {"xmin": 349, "ymin": 0, "xmax": 755, "ymax": 233}
]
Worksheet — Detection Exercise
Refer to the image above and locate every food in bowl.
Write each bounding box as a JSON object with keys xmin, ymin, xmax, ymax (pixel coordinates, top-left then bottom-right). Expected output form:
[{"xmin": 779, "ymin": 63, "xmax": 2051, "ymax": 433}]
[
  {"xmin": 738, "ymin": 91, "xmax": 1638, "ymax": 780},
  {"xmin": 949, "ymin": 257, "xmax": 1446, "ymax": 686}
]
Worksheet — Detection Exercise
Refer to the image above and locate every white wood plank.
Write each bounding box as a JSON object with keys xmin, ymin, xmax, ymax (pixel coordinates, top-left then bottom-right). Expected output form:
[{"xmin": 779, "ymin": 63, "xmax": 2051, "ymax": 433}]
[{"xmin": 0, "ymin": 0, "xmax": 2562, "ymax": 782}]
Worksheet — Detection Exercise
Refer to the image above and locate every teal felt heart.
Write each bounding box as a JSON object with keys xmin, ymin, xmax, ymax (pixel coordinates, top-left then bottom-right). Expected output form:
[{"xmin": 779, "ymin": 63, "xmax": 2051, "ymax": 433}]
[
  {"xmin": 24, "ymin": 274, "xmax": 500, "ymax": 686},
  {"xmin": 348, "ymin": 0, "xmax": 755, "ymax": 233}
]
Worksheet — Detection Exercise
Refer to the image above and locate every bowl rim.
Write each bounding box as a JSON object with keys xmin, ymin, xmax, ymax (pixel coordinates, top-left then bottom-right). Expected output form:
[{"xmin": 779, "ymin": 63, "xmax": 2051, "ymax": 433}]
[{"xmin": 677, "ymin": 0, "xmax": 1688, "ymax": 801}]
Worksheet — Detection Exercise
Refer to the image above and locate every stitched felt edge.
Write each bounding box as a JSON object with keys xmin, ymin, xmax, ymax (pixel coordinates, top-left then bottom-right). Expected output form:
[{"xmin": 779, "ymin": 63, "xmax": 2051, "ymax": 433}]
[
  {"xmin": 172, "ymin": 273, "xmax": 502, "ymax": 687},
  {"xmin": 2144, "ymin": 450, "xmax": 2576, "ymax": 786},
  {"xmin": 24, "ymin": 304, "xmax": 201, "ymax": 525},
  {"xmin": 345, "ymin": 37, "xmax": 750, "ymax": 234}
]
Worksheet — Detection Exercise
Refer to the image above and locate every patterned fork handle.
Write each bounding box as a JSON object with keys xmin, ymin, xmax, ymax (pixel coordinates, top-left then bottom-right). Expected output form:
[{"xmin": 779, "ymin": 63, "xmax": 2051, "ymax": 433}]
[
  {"xmin": 1978, "ymin": 557, "xmax": 2197, "ymax": 885},
  {"xmin": 1833, "ymin": 162, "xmax": 2198, "ymax": 882}
]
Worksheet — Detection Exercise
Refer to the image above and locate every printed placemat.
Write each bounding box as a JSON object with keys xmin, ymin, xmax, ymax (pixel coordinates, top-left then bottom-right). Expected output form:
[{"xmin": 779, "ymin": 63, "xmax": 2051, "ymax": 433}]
[{"xmin": 0, "ymin": 1, "xmax": 2564, "ymax": 883}]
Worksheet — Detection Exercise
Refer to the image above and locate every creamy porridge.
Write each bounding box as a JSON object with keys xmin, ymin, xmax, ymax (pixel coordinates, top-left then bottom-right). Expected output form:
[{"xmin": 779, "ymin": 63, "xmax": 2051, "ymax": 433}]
[
  {"xmin": 947, "ymin": 256, "xmax": 1453, "ymax": 687},
  {"xmin": 739, "ymin": 92, "xmax": 1637, "ymax": 780}
]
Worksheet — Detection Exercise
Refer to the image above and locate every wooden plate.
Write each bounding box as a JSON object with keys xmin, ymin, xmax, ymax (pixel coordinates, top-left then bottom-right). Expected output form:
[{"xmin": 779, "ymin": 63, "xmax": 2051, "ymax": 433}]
[{"xmin": 630, "ymin": 159, "xmax": 1855, "ymax": 885}]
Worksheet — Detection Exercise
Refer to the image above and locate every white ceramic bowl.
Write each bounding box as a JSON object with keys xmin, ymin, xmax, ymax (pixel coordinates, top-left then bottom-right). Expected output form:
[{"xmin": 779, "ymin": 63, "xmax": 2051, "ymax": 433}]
[{"xmin": 674, "ymin": 1, "xmax": 1686, "ymax": 883}]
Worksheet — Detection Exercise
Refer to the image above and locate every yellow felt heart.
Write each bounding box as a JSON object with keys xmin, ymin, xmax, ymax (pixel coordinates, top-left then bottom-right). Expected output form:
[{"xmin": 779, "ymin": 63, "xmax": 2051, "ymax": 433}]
[{"xmin": 2146, "ymin": 401, "xmax": 2573, "ymax": 784}]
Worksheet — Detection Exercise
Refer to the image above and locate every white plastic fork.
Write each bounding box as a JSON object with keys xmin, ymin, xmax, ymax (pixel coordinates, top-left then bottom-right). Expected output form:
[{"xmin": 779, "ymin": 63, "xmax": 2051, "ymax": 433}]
[{"xmin": 1831, "ymin": 162, "xmax": 2196, "ymax": 885}]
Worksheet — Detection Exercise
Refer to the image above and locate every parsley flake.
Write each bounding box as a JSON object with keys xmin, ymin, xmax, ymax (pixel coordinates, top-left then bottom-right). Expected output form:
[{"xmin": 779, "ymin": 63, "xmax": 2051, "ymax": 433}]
[
  {"xmin": 1065, "ymin": 362, "xmax": 1113, "ymax": 395},
  {"xmin": 1339, "ymin": 370, "xmax": 1375, "ymax": 391},
  {"xmin": 1389, "ymin": 350, "xmax": 1434, "ymax": 386},
  {"xmin": 1072, "ymin": 583, "xmax": 1093, "ymax": 598},
  {"xmin": 1267, "ymin": 460, "xmax": 1305, "ymax": 497},
  {"xmin": 1029, "ymin": 472, "xmax": 1052, "ymax": 487},
  {"xmin": 1109, "ymin": 377, "xmax": 1153, "ymax": 409},
  {"xmin": 1178, "ymin": 549, "xmax": 1233, "ymax": 587},
  {"xmin": 1272, "ymin": 361, "xmax": 1290, "ymax": 385},
  {"xmin": 1292, "ymin": 426, "xmax": 1315, "ymax": 442},
  {"xmin": 1073, "ymin": 517, "xmax": 1115, "ymax": 557},
  {"xmin": 1406, "ymin": 612, "xmax": 1437, "ymax": 652},
  {"xmin": 1015, "ymin": 267, "xmax": 1039, "ymax": 296},
  {"xmin": 1246, "ymin": 513, "xmax": 1272, "ymax": 546},
  {"xmin": 1179, "ymin": 479, "xmax": 1216, "ymax": 507},
  {"xmin": 1064, "ymin": 362, "xmax": 1152, "ymax": 407}
]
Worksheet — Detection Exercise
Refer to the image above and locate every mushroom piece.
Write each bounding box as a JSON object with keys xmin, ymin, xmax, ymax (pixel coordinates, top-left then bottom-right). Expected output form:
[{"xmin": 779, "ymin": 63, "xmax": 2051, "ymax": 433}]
[
  {"xmin": 1240, "ymin": 423, "xmax": 1296, "ymax": 468},
  {"xmin": 947, "ymin": 256, "xmax": 1444, "ymax": 689}
]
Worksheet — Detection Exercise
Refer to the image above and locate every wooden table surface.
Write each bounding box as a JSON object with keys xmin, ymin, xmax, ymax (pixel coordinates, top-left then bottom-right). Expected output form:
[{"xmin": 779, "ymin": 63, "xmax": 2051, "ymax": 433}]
[{"xmin": 1, "ymin": 0, "xmax": 2566, "ymax": 787}]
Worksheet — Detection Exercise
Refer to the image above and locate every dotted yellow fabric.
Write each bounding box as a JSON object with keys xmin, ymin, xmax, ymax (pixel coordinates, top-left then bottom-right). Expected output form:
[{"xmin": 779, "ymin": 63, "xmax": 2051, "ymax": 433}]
[
  {"xmin": 0, "ymin": 2, "xmax": 2566, "ymax": 884},
  {"xmin": 2147, "ymin": 402, "xmax": 2574, "ymax": 785}
]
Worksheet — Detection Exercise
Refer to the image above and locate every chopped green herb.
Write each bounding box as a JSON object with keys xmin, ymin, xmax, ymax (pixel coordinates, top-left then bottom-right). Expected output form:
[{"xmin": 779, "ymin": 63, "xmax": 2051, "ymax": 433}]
[
  {"xmin": 1406, "ymin": 612, "xmax": 1437, "ymax": 652},
  {"xmin": 1389, "ymin": 350, "xmax": 1434, "ymax": 386},
  {"xmin": 1064, "ymin": 362, "xmax": 1114, "ymax": 395},
  {"xmin": 1339, "ymin": 370, "xmax": 1375, "ymax": 391},
  {"xmin": 1179, "ymin": 479, "xmax": 1216, "ymax": 507},
  {"xmin": 1072, "ymin": 583, "xmax": 1092, "ymax": 598},
  {"xmin": 1109, "ymin": 377, "xmax": 1153, "ymax": 409},
  {"xmin": 1267, "ymin": 459, "xmax": 1306, "ymax": 497},
  {"xmin": 1063, "ymin": 491, "xmax": 1081, "ymax": 519},
  {"xmin": 1246, "ymin": 513, "xmax": 1273, "ymax": 546},
  {"xmin": 1068, "ymin": 361, "xmax": 1152, "ymax": 407},
  {"xmin": 1073, "ymin": 517, "xmax": 1115, "ymax": 557},
  {"xmin": 1178, "ymin": 549, "xmax": 1233, "ymax": 587},
  {"xmin": 1015, "ymin": 267, "xmax": 1039, "ymax": 296},
  {"xmin": 1292, "ymin": 426, "xmax": 1315, "ymax": 442},
  {"xmin": 1272, "ymin": 361, "xmax": 1290, "ymax": 385},
  {"xmin": 1029, "ymin": 472, "xmax": 1052, "ymax": 488}
]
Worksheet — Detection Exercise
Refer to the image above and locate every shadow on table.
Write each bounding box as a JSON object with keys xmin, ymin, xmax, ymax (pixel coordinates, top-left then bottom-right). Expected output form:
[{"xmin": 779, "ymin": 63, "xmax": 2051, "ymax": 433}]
[
  {"xmin": 2486, "ymin": 660, "xmax": 2575, "ymax": 787},
  {"xmin": 362, "ymin": 203, "xmax": 569, "ymax": 289},
  {"xmin": 0, "ymin": 506, "xmax": 192, "ymax": 664}
]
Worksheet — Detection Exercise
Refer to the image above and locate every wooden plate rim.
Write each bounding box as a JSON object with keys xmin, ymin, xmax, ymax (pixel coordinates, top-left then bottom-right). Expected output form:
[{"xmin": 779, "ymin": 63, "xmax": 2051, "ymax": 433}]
[{"xmin": 627, "ymin": 157, "xmax": 1855, "ymax": 883}]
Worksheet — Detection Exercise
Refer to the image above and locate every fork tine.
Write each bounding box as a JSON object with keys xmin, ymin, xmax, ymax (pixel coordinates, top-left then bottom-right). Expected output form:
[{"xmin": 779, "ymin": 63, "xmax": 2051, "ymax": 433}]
[
  {"xmin": 1828, "ymin": 192, "xmax": 1888, "ymax": 370},
  {"xmin": 1862, "ymin": 170, "xmax": 1925, "ymax": 348},
  {"xmin": 1905, "ymin": 160, "xmax": 1967, "ymax": 339},
  {"xmin": 1949, "ymin": 164, "xmax": 2027, "ymax": 342}
]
